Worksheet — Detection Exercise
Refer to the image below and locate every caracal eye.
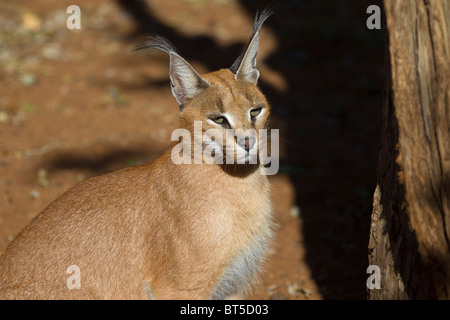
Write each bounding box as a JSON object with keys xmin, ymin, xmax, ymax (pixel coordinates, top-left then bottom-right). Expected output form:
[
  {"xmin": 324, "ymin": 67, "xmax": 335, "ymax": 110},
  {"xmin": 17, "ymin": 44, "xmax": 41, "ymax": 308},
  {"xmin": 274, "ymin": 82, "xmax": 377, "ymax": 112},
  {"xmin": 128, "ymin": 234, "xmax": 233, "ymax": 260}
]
[
  {"xmin": 211, "ymin": 116, "xmax": 225, "ymax": 124},
  {"xmin": 250, "ymin": 107, "xmax": 262, "ymax": 117}
]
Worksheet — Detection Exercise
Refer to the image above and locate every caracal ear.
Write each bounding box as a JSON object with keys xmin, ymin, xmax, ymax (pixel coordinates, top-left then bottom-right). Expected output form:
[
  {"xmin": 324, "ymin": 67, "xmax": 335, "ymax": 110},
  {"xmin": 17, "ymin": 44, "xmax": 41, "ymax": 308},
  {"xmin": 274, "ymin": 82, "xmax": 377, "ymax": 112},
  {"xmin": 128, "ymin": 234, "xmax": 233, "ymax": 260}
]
[
  {"xmin": 133, "ymin": 35, "xmax": 210, "ymax": 108},
  {"xmin": 168, "ymin": 52, "xmax": 210, "ymax": 106},
  {"xmin": 230, "ymin": 8, "xmax": 274, "ymax": 84}
]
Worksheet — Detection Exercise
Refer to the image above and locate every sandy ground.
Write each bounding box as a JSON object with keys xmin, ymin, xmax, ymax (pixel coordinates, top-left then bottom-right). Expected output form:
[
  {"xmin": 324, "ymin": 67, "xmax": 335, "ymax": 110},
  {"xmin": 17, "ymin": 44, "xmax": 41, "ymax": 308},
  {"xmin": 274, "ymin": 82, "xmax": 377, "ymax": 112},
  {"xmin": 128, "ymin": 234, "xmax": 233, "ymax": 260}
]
[{"xmin": 0, "ymin": 0, "xmax": 384, "ymax": 299}]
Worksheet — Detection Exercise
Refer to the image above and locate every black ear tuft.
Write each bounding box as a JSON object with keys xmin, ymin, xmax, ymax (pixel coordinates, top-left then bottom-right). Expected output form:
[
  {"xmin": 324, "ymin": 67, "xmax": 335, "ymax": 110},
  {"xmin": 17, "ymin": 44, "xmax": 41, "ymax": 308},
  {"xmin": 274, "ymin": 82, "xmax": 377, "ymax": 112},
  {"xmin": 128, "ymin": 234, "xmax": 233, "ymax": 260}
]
[{"xmin": 132, "ymin": 35, "xmax": 178, "ymax": 54}]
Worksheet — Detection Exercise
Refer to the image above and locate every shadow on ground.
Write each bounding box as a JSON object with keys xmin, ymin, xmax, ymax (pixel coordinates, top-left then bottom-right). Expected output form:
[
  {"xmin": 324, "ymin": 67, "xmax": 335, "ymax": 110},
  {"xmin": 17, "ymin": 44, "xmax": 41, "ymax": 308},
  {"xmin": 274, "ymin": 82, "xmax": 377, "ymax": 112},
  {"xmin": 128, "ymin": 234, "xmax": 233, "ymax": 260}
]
[{"xmin": 237, "ymin": 0, "xmax": 385, "ymax": 299}]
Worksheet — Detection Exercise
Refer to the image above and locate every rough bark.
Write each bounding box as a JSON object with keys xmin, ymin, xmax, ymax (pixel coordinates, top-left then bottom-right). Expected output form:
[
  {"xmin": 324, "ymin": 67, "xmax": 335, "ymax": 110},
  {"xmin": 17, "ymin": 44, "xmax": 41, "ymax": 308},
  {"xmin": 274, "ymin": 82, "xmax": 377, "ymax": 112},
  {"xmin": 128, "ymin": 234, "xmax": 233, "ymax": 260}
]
[{"xmin": 368, "ymin": 0, "xmax": 450, "ymax": 299}]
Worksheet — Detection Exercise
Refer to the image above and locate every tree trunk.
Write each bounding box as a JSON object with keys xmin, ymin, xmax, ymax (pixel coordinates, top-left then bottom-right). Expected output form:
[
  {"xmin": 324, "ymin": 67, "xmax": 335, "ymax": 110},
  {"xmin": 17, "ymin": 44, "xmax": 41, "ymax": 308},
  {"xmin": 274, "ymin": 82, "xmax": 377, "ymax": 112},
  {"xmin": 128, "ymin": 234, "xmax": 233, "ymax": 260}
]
[{"xmin": 368, "ymin": 0, "xmax": 450, "ymax": 299}]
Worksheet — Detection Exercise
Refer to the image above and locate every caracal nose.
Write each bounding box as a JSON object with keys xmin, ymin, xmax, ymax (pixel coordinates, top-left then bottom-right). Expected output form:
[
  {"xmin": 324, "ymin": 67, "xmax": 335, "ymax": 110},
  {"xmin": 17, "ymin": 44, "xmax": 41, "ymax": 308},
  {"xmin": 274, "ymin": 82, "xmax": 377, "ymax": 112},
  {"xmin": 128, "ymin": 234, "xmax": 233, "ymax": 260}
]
[{"xmin": 236, "ymin": 136, "xmax": 256, "ymax": 152}]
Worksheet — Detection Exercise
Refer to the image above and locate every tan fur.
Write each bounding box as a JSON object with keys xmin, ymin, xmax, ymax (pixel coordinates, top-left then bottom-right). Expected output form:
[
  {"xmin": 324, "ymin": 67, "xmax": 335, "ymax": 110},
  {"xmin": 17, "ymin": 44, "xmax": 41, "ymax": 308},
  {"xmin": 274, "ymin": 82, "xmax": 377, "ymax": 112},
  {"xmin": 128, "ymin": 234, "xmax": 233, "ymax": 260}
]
[{"xmin": 0, "ymin": 67, "xmax": 274, "ymax": 299}]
